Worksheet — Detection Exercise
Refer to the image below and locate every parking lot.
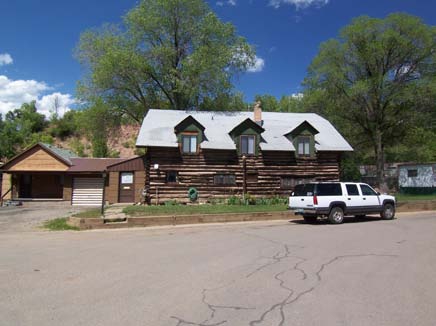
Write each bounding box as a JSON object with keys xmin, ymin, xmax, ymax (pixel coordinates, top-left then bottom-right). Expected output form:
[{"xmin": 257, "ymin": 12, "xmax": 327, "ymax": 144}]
[{"xmin": 1, "ymin": 211, "xmax": 436, "ymax": 325}]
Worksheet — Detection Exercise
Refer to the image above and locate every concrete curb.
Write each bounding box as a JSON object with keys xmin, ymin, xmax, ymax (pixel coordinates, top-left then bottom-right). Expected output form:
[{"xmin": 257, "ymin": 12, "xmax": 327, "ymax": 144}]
[
  {"xmin": 67, "ymin": 200, "xmax": 436, "ymax": 230},
  {"xmin": 68, "ymin": 211, "xmax": 294, "ymax": 230}
]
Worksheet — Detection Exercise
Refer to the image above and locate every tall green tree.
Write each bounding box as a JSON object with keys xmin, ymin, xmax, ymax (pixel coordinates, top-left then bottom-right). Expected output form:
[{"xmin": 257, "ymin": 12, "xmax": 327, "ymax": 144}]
[
  {"xmin": 304, "ymin": 13, "xmax": 436, "ymax": 188},
  {"xmin": 76, "ymin": 0, "xmax": 255, "ymax": 122},
  {"xmin": 0, "ymin": 101, "xmax": 50, "ymax": 160}
]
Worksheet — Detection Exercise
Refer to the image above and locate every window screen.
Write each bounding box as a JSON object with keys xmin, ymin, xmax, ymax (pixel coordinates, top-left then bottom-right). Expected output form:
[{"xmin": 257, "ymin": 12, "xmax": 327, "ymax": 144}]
[
  {"xmin": 214, "ymin": 174, "xmax": 236, "ymax": 185},
  {"xmin": 166, "ymin": 171, "xmax": 178, "ymax": 183},
  {"xmin": 407, "ymin": 169, "xmax": 418, "ymax": 178}
]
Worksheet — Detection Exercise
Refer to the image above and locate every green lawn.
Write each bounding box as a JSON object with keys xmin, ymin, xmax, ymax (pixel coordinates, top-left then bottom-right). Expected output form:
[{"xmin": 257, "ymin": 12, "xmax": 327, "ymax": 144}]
[
  {"xmin": 394, "ymin": 193, "xmax": 436, "ymax": 202},
  {"xmin": 44, "ymin": 218, "xmax": 79, "ymax": 231},
  {"xmin": 123, "ymin": 204, "xmax": 287, "ymax": 217},
  {"xmin": 72, "ymin": 209, "xmax": 102, "ymax": 218}
]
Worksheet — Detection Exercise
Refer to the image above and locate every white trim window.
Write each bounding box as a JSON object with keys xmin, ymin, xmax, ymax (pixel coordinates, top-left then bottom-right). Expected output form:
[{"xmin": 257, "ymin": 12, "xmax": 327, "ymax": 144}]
[
  {"xmin": 182, "ymin": 135, "xmax": 198, "ymax": 154},
  {"xmin": 297, "ymin": 136, "xmax": 311, "ymax": 156},
  {"xmin": 240, "ymin": 135, "xmax": 255, "ymax": 155}
]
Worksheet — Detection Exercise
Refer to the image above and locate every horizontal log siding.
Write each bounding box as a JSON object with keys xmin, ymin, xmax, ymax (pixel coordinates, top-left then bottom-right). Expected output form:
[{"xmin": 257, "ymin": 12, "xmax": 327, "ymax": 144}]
[{"xmin": 146, "ymin": 148, "xmax": 340, "ymax": 204}]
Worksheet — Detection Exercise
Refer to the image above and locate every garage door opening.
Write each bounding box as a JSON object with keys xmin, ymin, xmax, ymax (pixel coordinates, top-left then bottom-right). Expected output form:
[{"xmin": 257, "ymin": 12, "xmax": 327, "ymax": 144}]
[
  {"xmin": 17, "ymin": 174, "xmax": 63, "ymax": 199},
  {"xmin": 72, "ymin": 177, "xmax": 104, "ymax": 206}
]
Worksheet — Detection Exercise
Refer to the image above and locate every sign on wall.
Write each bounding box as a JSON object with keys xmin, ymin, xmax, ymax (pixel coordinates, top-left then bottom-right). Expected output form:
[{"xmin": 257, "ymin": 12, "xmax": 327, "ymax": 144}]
[{"xmin": 121, "ymin": 172, "xmax": 134, "ymax": 184}]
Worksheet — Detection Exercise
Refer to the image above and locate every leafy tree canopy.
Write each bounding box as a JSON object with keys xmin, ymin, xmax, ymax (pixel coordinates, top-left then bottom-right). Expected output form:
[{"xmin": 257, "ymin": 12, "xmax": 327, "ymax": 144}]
[
  {"xmin": 75, "ymin": 0, "xmax": 255, "ymax": 122},
  {"xmin": 0, "ymin": 101, "xmax": 50, "ymax": 160},
  {"xmin": 304, "ymin": 13, "xmax": 436, "ymax": 187}
]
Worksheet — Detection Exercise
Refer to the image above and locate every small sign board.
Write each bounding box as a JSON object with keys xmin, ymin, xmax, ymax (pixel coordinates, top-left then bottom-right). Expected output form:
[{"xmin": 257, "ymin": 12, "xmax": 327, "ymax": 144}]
[{"xmin": 121, "ymin": 172, "xmax": 134, "ymax": 184}]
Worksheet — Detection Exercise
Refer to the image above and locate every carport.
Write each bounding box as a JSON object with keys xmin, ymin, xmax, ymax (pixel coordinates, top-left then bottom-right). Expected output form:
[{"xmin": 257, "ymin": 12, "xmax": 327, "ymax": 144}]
[{"xmin": 0, "ymin": 143, "xmax": 73, "ymax": 202}]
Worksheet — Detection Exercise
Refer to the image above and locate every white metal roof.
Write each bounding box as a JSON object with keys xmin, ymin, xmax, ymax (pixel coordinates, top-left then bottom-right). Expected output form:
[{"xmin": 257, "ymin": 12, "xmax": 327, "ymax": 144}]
[{"xmin": 136, "ymin": 109, "xmax": 353, "ymax": 152}]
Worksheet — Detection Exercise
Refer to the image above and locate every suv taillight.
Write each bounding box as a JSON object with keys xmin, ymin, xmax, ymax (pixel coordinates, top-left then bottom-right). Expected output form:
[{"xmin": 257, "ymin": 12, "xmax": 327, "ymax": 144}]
[{"xmin": 313, "ymin": 195, "xmax": 318, "ymax": 205}]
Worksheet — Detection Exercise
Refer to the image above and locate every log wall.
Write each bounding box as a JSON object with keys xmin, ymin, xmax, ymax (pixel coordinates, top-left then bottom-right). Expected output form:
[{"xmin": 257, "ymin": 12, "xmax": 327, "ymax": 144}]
[{"xmin": 145, "ymin": 147, "xmax": 341, "ymax": 204}]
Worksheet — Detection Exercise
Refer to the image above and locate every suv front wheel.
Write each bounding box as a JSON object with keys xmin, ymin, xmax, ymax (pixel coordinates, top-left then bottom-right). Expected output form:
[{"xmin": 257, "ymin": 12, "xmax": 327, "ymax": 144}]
[
  {"xmin": 328, "ymin": 206, "xmax": 344, "ymax": 224},
  {"xmin": 381, "ymin": 203, "xmax": 395, "ymax": 220}
]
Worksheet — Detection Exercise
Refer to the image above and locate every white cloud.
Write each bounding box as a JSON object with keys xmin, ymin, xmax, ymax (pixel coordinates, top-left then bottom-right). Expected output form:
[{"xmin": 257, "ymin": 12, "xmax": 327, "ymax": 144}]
[
  {"xmin": 247, "ymin": 56, "xmax": 265, "ymax": 73},
  {"xmin": 291, "ymin": 92, "xmax": 304, "ymax": 99},
  {"xmin": 269, "ymin": 0, "xmax": 329, "ymax": 9},
  {"xmin": 36, "ymin": 92, "xmax": 75, "ymax": 117},
  {"xmin": 216, "ymin": 0, "xmax": 236, "ymax": 6},
  {"xmin": 0, "ymin": 53, "xmax": 13, "ymax": 66},
  {"xmin": 0, "ymin": 75, "xmax": 75, "ymax": 117}
]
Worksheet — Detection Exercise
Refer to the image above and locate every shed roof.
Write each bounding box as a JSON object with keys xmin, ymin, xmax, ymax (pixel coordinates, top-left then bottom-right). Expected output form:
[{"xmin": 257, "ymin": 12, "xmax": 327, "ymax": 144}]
[
  {"xmin": 136, "ymin": 109, "xmax": 353, "ymax": 152},
  {"xmin": 68, "ymin": 158, "xmax": 127, "ymax": 172}
]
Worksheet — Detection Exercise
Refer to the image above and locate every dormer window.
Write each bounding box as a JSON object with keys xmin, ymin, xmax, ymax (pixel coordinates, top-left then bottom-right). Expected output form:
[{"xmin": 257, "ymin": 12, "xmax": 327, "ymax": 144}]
[
  {"xmin": 182, "ymin": 134, "xmax": 198, "ymax": 154},
  {"xmin": 229, "ymin": 118, "xmax": 264, "ymax": 156},
  {"xmin": 174, "ymin": 115, "xmax": 205, "ymax": 155},
  {"xmin": 297, "ymin": 136, "xmax": 311, "ymax": 156},
  {"xmin": 240, "ymin": 135, "xmax": 255, "ymax": 155},
  {"xmin": 285, "ymin": 120, "xmax": 319, "ymax": 159}
]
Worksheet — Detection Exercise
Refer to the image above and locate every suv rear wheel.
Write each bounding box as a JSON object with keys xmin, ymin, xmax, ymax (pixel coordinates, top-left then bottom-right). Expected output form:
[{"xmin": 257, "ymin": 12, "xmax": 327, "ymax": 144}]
[
  {"xmin": 381, "ymin": 203, "xmax": 395, "ymax": 220},
  {"xmin": 328, "ymin": 206, "xmax": 344, "ymax": 224}
]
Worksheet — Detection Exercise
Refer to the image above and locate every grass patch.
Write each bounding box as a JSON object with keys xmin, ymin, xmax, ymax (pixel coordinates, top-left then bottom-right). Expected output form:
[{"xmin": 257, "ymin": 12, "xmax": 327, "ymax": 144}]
[
  {"xmin": 123, "ymin": 204, "xmax": 287, "ymax": 217},
  {"xmin": 395, "ymin": 193, "xmax": 436, "ymax": 202},
  {"xmin": 72, "ymin": 209, "xmax": 102, "ymax": 218},
  {"xmin": 44, "ymin": 218, "xmax": 79, "ymax": 231}
]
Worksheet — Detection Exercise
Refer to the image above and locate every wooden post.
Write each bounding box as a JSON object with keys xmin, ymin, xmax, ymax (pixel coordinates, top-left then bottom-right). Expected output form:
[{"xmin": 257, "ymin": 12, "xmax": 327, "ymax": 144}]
[
  {"xmin": 101, "ymin": 172, "xmax": 107, "ymax": 217},
  {"xmin": 242, "ymin": 155, "xmax": 247, "ymax": 201}
]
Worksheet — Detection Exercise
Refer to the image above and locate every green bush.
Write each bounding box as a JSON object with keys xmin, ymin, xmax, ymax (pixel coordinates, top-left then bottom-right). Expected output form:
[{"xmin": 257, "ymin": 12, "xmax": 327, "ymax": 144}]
[{"xmin": 227, "ymin": 195, "xmax": 243, "ymax": 205}]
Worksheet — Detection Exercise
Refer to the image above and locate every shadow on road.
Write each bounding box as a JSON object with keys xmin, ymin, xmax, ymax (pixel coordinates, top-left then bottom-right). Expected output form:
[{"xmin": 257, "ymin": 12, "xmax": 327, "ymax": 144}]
[{"xmin": 290, "ymin": 215, "xmax": 390, "ymax": 225}]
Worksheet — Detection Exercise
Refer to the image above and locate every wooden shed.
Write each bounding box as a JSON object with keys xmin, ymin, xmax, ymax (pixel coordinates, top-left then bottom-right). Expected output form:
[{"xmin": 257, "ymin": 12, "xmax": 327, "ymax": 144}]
[{"xmin": 0, "ymin": 143, "xmax": 145, "ymax": 206}]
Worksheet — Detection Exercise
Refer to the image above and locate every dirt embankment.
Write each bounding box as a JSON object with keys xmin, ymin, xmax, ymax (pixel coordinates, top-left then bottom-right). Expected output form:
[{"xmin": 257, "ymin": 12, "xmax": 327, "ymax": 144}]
[{"xmin": 55, "ymin": 124, "xmax": 141, "ymax": 158}]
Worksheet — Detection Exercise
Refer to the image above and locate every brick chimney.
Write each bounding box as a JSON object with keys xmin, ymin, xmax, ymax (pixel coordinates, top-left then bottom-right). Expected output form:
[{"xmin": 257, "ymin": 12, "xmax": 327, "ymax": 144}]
[{"xmin": 253, "ymin": 101, "xmax": 262, "ymax": 125}]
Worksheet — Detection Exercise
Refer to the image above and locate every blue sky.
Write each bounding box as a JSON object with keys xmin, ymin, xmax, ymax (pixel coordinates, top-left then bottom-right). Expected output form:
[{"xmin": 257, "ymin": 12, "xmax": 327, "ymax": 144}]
[{"xmin": 0, "ymin": 0, "xmax": 435, "ymax": 116}]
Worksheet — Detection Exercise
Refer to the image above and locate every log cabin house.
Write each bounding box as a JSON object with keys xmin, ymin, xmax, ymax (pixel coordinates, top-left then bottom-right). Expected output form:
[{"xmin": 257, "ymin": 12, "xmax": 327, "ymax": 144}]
[
  {"xmin": 0, "ymin": 143, "xmax": 145, "ymax": 206},
  {"xmin": 136, "ymin": 104, "xmax": 353, "ymax": 204}
]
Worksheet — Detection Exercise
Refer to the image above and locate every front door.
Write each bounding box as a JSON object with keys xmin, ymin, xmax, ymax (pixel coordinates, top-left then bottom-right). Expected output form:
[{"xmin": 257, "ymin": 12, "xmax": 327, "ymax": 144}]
[{"xmin": 119, "ymin": 172, "xmax": 134, "ymax": 203}]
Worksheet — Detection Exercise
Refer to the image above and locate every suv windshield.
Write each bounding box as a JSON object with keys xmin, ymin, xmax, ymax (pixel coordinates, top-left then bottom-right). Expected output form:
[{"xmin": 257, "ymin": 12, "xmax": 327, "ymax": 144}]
[{"xmin": 293, "ymin": 184, "xmax": 315, "ymax": 196}]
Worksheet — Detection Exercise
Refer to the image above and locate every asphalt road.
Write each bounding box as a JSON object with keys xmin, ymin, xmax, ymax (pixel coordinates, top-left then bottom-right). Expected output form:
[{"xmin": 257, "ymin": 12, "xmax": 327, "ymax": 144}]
[{"xmin": 1, "ymin": 211, "xmax": 436, "ymax": 326}]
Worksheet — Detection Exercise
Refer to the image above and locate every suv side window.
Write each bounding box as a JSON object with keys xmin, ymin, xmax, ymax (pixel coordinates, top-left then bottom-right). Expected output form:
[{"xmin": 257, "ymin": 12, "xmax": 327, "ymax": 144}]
[
  {"xmin": 346, "ymin": 184, "xmax": 359, "ymax": 196},
  {"xmin": 316, "ymin": 183, "xmax": 342, "ymax": 196},
  {"xmin": 360, "ymin": 184, "xmax": 377, "ymax": 196}
]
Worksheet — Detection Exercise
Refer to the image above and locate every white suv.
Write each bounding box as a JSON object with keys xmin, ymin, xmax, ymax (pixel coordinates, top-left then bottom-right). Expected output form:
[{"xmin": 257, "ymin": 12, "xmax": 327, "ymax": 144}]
[{"xmin": 289, "ymin": 182, "xmax": 396, "ymax": 224}]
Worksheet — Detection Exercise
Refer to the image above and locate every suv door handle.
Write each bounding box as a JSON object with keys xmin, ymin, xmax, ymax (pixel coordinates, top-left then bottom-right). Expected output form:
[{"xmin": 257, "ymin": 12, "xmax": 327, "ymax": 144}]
[
  {"xmin": 301, "ymin": 199, "xmax": 304, "ymax": 201},
  {"xmin": 347, "ymin": 198, "xmax": 351, "ymax": 200},
  {"xmin": 363, "ymin": 198, "xmax": 366, "ymax": 200}
]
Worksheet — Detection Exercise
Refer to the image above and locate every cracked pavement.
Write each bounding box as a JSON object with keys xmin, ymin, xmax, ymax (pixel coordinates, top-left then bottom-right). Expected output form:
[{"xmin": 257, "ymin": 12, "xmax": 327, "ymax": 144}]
[{"xmin": 1, "ymin": 211, "xmax": 436, "ymax": 325}]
